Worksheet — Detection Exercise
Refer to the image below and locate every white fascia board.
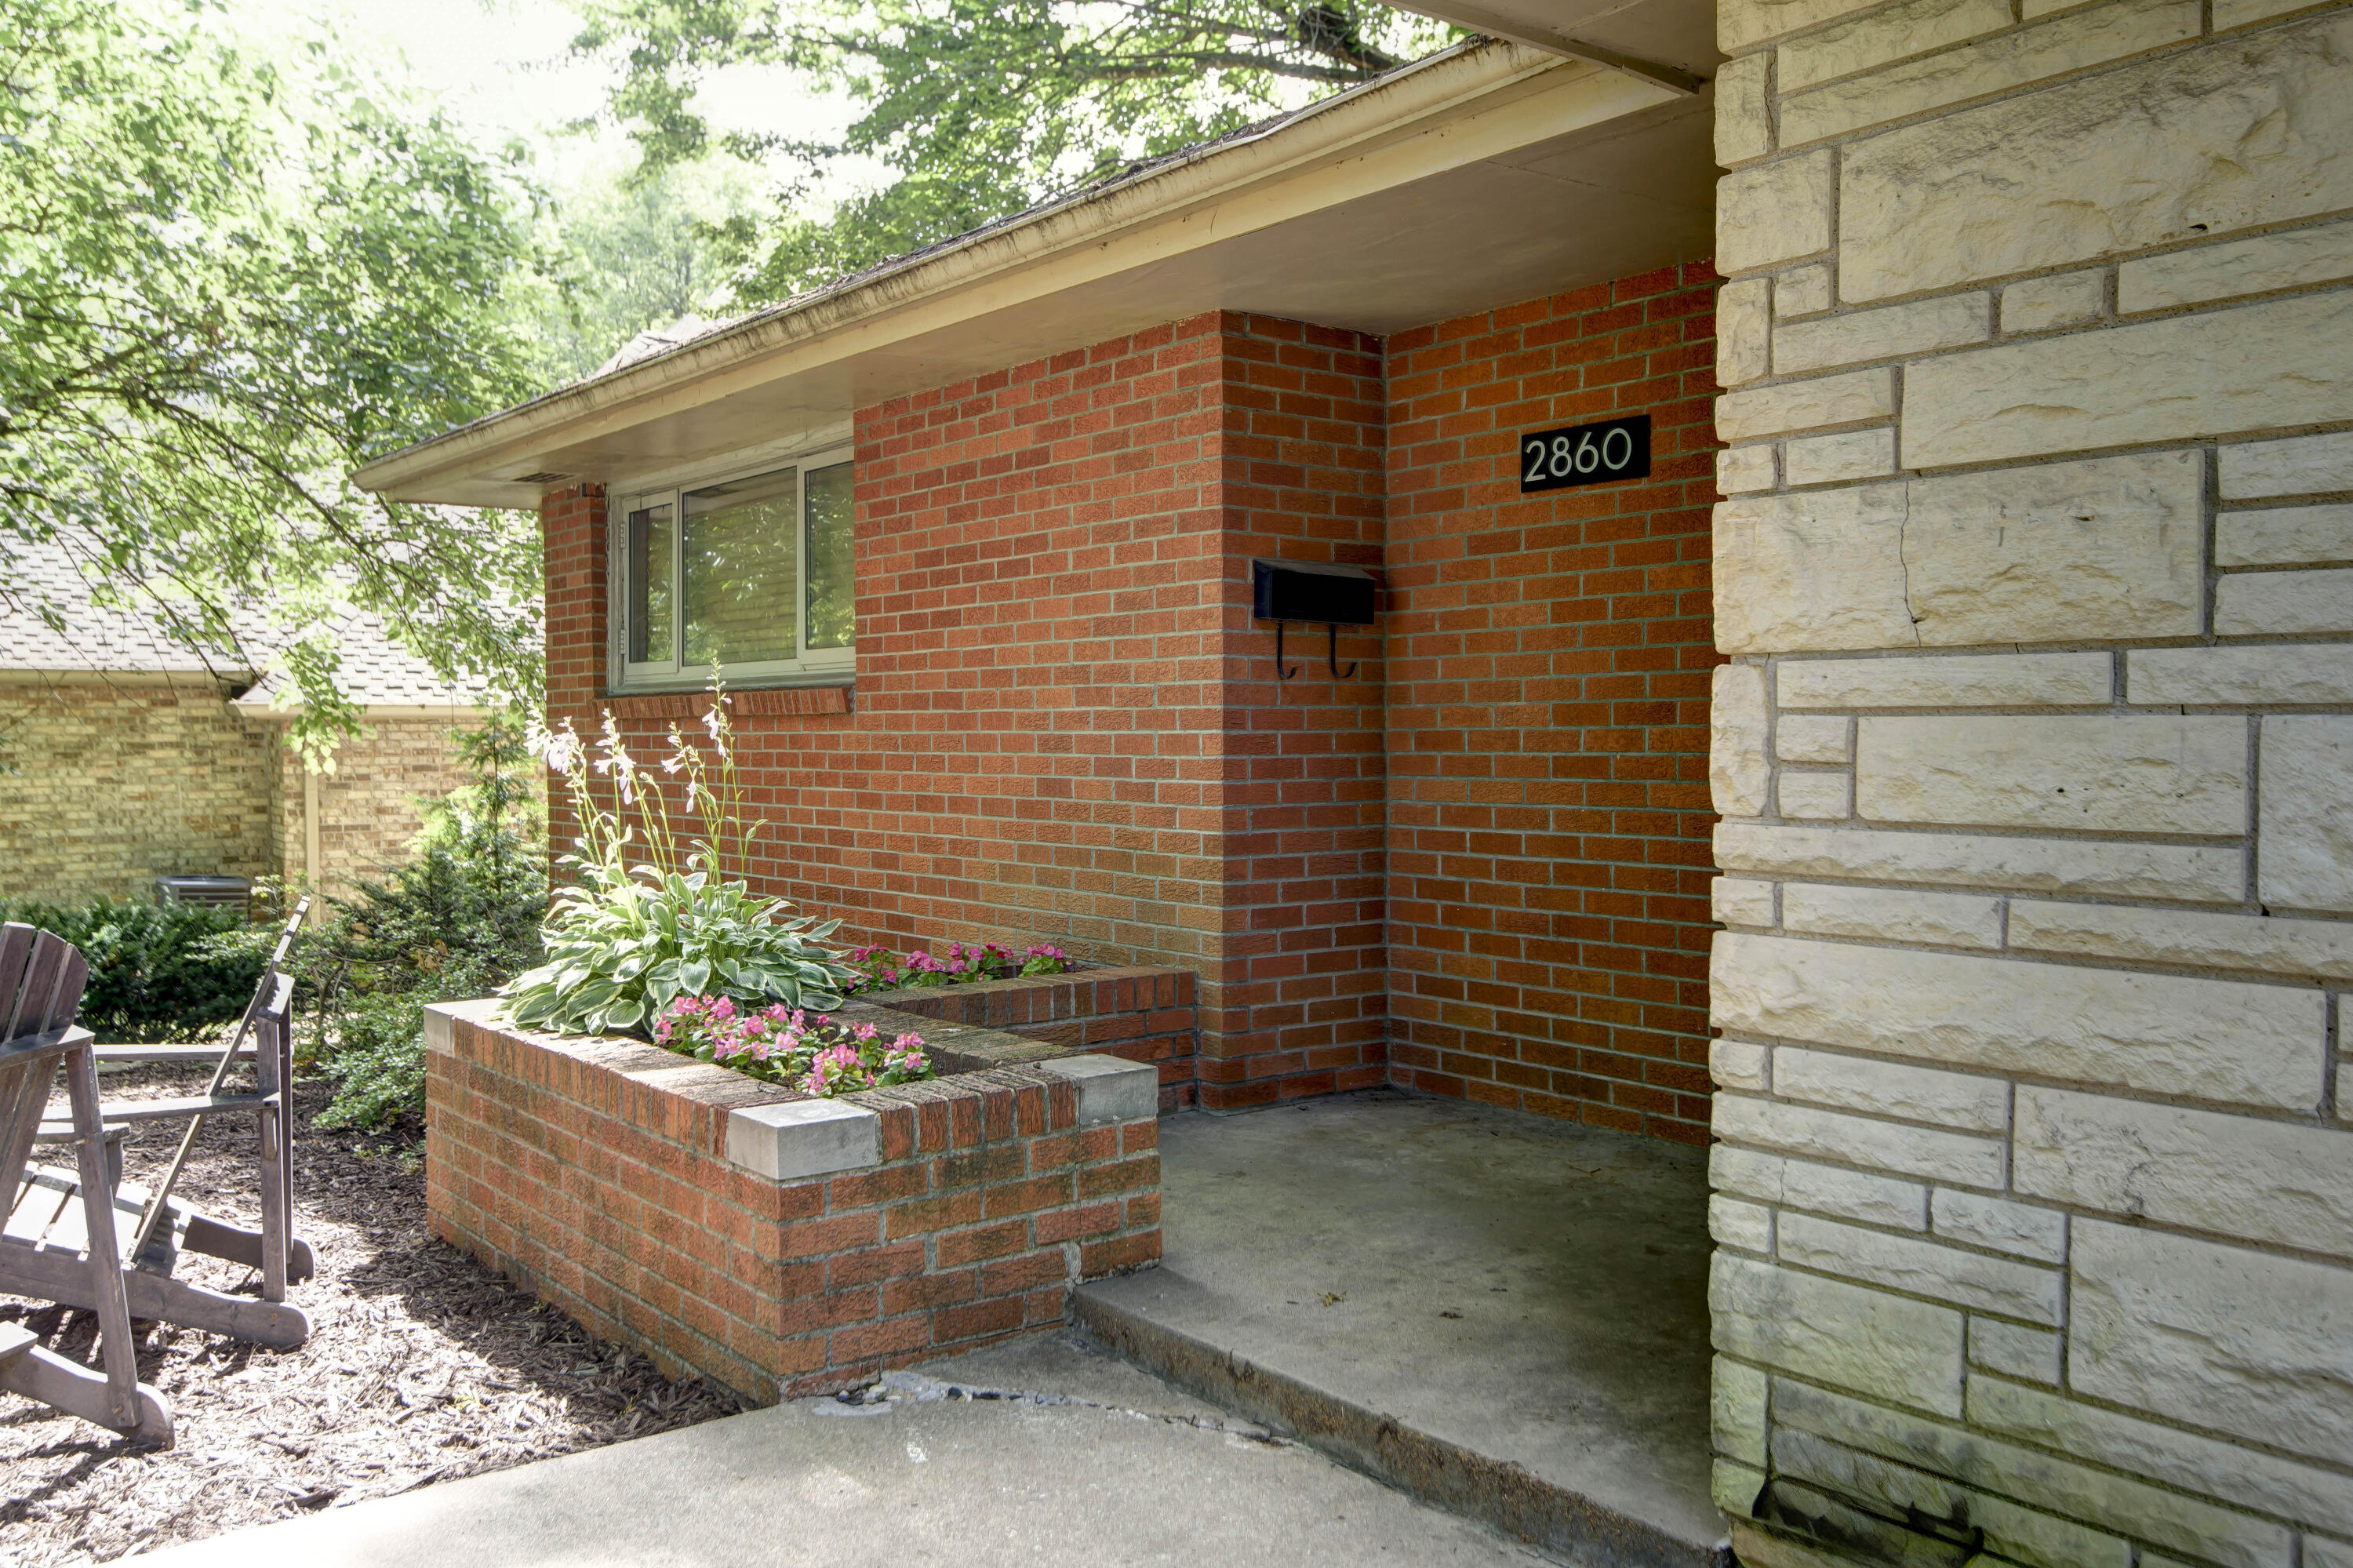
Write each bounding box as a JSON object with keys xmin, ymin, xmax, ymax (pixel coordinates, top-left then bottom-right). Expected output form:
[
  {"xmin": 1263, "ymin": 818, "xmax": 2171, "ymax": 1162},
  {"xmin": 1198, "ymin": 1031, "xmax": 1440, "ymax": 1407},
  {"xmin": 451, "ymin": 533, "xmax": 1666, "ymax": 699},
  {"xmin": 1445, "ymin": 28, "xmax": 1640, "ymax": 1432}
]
[{"xmin": 355, "ymin": 40, "xmax": 1678, "ymax": 506}]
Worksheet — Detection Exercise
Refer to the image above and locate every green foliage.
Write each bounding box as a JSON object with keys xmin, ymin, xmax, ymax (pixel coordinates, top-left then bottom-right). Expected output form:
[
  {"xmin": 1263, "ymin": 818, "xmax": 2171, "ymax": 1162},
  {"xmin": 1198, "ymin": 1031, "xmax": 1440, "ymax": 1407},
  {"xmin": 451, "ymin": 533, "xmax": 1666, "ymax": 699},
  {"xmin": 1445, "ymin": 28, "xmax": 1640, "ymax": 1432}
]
[
  {"xmin": 302, "ymin": 834, "xmax": 547, "ymax": 1014},
  {"xmin": 528, "ymin": 156, "xmax": 766, "ymax": 385},
  {"xmin": 0, "ymin": 0, "xmax": 551, "ymax": 752},
  {"xmin": 843, "ymin": 940, "xmax": 1075, "ymax": 991},
  {"xmin": 306, "ymin": 713, "xmax": 548, "ymax": 1012},
  {"xmin": 507, "ymin": 866, "xmax": 848, "ymax": 1035},
  {"xmin": 654, "ymin": 995, "xmax": 933, "ymax": 1094},
  {"xmin": 572, "ymin": 0, "xmax": 1460, "ymax": 303},
  {"xmin": 306, "ymin": 713, "xmax": 550, "ymax": 1128},
  {"xmin": 504, "ymin": 682, "xmax": 856, "ymax": 1035},
  {"xmin": 315, "ymin": 954, "xmax": 512, "ymax": 1131},
  {"xmin": 0, "ymin": 896, "xmax": 270, "ymax": 1043}
]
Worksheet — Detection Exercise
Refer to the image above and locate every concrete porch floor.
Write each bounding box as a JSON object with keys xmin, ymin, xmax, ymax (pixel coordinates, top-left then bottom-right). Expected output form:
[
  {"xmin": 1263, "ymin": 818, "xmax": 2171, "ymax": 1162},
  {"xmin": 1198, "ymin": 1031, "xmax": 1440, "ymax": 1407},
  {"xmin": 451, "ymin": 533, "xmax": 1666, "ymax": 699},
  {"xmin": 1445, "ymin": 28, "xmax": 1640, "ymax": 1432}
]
[{"xmin": 1078, "ymin": 1088, "xmax": 1724, "ymax": 1567}]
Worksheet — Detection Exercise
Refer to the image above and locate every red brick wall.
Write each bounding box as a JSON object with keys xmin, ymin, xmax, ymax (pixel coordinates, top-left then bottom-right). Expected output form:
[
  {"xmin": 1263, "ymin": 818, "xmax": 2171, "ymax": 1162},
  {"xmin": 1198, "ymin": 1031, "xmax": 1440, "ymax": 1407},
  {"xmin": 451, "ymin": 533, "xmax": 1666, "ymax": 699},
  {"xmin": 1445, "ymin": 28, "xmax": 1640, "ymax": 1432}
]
[
  {"xmin": 428, "ymin": 1013, "xmax": 1160, "ymax": 1402},
  {"xmin": 871, "ymin": 964, "xmax": 1199, "ymax": 1112},
  {"xmin": 539, "ymin": 272, "xmax": 1720, "ymax": 1140},
  {"xmin": 541, "ymin": 312, "xmax": 1385, "ymax": 1112},
  {"xmin": 1382, "ymin": 264, "xmax": 1721, "ymax": 1144},
  {"xmin": 1206, "ymin": 318, "xmax": 1388, "ymax": 1108}
]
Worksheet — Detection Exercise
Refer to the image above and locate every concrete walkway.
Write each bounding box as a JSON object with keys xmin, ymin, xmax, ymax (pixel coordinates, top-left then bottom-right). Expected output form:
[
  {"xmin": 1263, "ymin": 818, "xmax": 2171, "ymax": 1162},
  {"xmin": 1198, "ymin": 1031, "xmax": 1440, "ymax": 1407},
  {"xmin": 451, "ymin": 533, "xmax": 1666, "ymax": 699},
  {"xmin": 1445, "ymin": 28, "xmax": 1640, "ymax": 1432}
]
[
  {"xmin": 1076, "ymin": 1090, "xmax": 1723, "ymax": 1568},
  {"xmin": 129, "ymin": 1333, "xmax": 1554, "ymax": 1567}
]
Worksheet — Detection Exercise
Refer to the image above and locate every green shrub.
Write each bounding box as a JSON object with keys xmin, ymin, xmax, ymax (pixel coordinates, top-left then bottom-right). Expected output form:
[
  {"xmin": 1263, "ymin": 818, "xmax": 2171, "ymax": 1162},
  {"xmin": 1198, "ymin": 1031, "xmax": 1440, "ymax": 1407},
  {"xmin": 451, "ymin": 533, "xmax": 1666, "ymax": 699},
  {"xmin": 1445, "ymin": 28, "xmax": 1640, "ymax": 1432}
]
[
  {"xmin": 308, "ymin": 713, "xmax": 549, "ymax": 1129},
  {"xmin": 316, "ymin": 954, "xmax": 510, "ymax": 1129},
  {"xmin": 0, "ymin": 895, "xmax": 270, "ymax": 1042},
  {"xmin": 301, "ymin": 832, "xmax": 547, "ymax": 1009}
]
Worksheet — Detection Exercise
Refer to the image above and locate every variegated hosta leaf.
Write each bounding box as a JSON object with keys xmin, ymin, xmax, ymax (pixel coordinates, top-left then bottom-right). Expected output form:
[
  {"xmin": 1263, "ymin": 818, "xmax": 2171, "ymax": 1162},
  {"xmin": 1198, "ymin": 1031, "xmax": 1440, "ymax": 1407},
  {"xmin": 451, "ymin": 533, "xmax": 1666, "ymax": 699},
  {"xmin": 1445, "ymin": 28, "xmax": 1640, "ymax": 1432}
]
[{"xmin": 500, "ymin": 864, "xmax": 856, "ymax": 1036}]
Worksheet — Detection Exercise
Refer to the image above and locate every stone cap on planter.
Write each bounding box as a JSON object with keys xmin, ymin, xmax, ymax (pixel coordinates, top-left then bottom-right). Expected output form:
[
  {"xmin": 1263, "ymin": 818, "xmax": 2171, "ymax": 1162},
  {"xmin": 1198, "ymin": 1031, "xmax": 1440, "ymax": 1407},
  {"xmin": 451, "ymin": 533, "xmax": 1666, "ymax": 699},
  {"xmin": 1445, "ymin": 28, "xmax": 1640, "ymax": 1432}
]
[
  {"xmin": 721, "ymin": 1053, "xmax": 1155, "ymax": 1182},
  {"xmin": 423, "ymin": 996, "xmax": 511, "ymax": 1055},
  {"xmin": 420, "ymin": 995, "xmax": 1159, "ymax": 1186}
]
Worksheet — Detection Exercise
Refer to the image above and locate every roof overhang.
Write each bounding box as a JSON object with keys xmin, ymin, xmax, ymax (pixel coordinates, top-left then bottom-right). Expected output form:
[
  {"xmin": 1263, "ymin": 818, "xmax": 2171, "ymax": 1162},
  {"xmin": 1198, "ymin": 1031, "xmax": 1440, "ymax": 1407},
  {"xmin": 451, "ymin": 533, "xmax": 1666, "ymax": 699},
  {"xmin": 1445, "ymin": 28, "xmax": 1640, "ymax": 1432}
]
[
  {"xmin": 0, "ymin": 668, "xmax": 249, "ymax": 689},
  {"xmin": 1384, "ymin": 0, "xmax": 1720, "ymax": 82},
  {"xmin": 358, "ymin": 39, "xmax": 1717, "ymax": 508}
]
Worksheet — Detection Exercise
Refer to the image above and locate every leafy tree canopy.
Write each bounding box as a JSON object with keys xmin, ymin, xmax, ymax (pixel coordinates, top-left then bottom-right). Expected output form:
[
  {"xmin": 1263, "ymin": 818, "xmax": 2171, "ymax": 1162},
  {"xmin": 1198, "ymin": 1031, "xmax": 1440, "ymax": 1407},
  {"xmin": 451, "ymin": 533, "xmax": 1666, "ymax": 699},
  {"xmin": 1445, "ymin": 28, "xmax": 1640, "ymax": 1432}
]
[
  {"xmin": 0, "ymin": 0, "xmax": 552, "ymax": 754},
  {"xmin": 527, "ymin": 154, "xmax": 763, "ymax": 386},
  {"xmin": 570, "ymin": 1, "xmax": 1460, "ymax": 305}
]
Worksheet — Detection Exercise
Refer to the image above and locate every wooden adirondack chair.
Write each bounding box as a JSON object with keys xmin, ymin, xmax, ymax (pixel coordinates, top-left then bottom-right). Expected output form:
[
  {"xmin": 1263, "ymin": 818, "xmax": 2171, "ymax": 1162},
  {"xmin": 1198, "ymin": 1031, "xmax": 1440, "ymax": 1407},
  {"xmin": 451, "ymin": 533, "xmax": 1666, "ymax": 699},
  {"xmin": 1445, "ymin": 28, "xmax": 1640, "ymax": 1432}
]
[
  {"xmin": 16, "ymin": 906, "xmax": 315, "ymax": 1352},
  {"xmin": 0, "ymin": 924, "xmax": 176, "ymax": 1445},
  {"xmin": 100, "ymin": 904, "xmax": 311, "ymax": 1287}
]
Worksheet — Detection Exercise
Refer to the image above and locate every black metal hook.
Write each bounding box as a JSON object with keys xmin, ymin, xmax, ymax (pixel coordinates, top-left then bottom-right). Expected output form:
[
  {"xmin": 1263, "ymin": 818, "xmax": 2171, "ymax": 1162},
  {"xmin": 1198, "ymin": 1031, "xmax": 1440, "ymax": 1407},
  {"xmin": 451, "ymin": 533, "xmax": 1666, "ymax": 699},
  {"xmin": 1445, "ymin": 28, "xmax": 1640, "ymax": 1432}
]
[
  {"xmin": 1327, "ymin": 621, "xmax": 1356, "ymax": 680},
  {"xmin": 1274, "ymin": 620, "xmax": 1298, "ymax": 681}
]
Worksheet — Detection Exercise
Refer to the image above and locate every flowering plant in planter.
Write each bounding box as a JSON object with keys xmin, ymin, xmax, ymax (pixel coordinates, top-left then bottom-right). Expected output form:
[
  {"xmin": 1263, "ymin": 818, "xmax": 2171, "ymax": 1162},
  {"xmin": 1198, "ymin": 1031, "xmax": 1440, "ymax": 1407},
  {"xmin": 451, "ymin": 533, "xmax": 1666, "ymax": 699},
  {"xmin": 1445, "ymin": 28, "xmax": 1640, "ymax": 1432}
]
[
  {"xmin": 843, "ymin": 940, "xmax": 1075, "ymax": 992},
  {"xmin": 653, "ymin": 995, "xmax": 933, "ymax": 1094},
  {"xmin": 504, "ymin": 678, "xmax": 857, "ymax": 1035}
]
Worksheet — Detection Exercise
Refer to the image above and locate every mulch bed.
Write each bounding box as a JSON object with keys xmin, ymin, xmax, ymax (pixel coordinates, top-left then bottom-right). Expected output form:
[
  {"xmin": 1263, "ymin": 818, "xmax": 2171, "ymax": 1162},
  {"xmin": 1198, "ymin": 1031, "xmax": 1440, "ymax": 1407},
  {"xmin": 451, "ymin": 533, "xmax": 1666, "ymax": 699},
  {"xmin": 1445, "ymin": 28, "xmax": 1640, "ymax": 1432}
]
[{"xmin": 2, "ymin": 1065, "xmax": 742, "ymax": 1566}]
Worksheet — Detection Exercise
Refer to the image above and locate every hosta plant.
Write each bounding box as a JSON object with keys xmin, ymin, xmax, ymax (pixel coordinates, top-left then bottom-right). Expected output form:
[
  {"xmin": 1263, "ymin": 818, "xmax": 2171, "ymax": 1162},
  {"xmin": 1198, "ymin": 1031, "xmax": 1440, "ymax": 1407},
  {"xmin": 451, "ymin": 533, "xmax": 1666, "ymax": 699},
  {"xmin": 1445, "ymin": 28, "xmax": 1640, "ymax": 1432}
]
[
  {"xmin": 653, "ymin": 995, "xmax": 933, "ymax": 1095},
  {"xmin": 504, "ymin": 678, "xmax": 856, "ymax": 1035}
]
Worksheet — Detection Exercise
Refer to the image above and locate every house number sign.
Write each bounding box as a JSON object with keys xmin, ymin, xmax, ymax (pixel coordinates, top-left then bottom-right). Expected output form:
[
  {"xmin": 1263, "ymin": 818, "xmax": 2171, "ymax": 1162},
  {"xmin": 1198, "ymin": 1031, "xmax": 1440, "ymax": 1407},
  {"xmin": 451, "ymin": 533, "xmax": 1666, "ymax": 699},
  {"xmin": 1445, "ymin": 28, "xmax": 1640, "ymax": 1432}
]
[{"xmin": 1519, "ymin": 413, "xmax": 1651, "ymax": 493}]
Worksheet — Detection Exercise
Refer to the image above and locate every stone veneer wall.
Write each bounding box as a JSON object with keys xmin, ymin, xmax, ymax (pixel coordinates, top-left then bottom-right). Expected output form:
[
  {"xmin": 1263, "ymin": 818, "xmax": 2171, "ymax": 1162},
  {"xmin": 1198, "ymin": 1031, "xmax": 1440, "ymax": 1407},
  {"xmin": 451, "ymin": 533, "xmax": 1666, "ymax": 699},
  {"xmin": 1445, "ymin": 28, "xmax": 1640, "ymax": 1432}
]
[
  {"xmin": 0, "ymin": 678, "xmax": 272, "ymax": 904},
  {"xmin": 1707, "ymin": 2, "xmax": 2353, "ymax": 1566}
]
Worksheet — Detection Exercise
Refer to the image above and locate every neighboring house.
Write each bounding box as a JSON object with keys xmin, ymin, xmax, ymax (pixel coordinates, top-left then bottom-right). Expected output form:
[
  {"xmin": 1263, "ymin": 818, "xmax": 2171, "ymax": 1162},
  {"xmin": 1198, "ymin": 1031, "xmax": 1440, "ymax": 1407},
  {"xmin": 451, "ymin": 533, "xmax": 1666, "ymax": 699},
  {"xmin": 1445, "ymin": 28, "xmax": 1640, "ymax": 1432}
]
[
  {"xmin": 361, "ymin": 6, "xmax": 2353, "ymax": 1568},
  {"xmin": 0, "ymin": 538, "xmax": 487, "ymax": 908}
]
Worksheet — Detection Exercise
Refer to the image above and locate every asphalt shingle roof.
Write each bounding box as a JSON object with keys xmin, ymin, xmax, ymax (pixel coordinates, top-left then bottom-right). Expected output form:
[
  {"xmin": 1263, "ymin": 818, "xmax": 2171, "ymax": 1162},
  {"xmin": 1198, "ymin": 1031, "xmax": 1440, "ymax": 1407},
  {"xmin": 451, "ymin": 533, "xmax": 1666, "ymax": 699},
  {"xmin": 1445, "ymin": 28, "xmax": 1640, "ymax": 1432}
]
[{"xmin": 2, "ymin": 536, "xmax": 486, "ymax": 709}]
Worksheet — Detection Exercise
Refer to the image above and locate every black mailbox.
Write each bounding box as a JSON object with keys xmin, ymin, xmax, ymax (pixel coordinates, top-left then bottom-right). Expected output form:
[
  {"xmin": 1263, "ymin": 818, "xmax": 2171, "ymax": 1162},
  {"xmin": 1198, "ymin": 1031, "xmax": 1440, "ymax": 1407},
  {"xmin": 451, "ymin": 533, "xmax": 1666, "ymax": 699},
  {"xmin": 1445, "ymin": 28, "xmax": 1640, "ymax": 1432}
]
[
  {"xmin": 1252, "ymin": 559, "xmax": 1375, "ymax": 626},
  {"xmin": 1251, "ymin": 558, "xmax": 1375, "ymax": 680}
]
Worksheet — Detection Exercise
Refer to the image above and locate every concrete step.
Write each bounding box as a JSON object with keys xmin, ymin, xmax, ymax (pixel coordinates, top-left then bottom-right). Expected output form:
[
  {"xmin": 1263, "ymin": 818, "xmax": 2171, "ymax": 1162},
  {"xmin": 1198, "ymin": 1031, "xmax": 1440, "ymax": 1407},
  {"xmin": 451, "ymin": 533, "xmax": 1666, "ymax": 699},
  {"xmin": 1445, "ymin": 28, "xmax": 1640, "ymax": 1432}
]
[
  {"xmin": 1078, "ymin": 1280, "xmax": 1727, "ymax": 1568},
  {"xmin": 1075, "ymin": 1093, "xmax": 1731, "ymax": 1568}
]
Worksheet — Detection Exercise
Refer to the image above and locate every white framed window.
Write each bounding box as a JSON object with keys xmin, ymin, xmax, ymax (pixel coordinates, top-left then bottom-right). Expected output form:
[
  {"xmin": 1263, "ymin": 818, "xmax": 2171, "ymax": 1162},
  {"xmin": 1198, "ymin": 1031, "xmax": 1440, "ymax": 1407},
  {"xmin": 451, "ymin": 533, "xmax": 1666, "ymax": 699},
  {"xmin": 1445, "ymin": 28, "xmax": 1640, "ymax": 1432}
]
[{"xmin": 609, "ymin": 447, "xmax": 855, "ymax": 689}]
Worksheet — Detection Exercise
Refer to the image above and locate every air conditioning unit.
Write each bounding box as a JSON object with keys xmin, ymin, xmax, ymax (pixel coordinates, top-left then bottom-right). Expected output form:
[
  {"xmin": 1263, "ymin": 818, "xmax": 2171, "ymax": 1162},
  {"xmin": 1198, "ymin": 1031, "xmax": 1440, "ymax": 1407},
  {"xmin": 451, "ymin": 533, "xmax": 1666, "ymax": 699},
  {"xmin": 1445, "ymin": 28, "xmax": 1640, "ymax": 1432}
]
[{"xmin": 153, "ymin": 875, "xmax": 252, "ymax": 911}]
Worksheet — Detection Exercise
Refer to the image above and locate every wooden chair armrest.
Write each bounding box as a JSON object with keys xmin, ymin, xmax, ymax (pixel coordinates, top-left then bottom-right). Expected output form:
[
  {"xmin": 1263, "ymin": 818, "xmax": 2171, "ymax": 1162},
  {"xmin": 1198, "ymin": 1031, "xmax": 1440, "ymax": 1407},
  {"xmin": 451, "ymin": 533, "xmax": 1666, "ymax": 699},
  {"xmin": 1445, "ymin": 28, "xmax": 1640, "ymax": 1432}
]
[
  {"xmin": 0, "ymin": 1024, "xmax": 93, "ymax": 1065},
  {"xmin": 92, "ymin": 1043, "xmax": 257, "ymax": 1066}
]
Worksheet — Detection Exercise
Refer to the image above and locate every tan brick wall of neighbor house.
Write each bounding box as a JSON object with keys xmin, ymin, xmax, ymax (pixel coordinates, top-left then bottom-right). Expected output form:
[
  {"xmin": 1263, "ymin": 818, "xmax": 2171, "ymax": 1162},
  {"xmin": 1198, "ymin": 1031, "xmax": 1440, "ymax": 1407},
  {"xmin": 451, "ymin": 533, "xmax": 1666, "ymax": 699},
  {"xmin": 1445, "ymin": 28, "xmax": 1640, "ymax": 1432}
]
[
  {"xmin": 264, "ymin": 715, "xmax": 482, "ymax": 908},
  {"xmin": 0, "ymin": 678, "xmax": 272, "ymax": 904},
  {"xmin": 1707, "ymin": 3, "xmax": 2353, "ymax": 1565}
]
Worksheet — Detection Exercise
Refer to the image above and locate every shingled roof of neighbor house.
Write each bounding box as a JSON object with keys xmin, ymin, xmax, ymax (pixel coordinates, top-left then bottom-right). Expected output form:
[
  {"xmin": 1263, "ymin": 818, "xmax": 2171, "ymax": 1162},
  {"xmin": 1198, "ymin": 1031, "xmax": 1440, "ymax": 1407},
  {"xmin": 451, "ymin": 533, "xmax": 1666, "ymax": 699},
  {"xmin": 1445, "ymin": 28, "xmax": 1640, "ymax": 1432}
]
[{"xmin": 0, "ymin": 535, "xmax": 486, "ymax": 710}]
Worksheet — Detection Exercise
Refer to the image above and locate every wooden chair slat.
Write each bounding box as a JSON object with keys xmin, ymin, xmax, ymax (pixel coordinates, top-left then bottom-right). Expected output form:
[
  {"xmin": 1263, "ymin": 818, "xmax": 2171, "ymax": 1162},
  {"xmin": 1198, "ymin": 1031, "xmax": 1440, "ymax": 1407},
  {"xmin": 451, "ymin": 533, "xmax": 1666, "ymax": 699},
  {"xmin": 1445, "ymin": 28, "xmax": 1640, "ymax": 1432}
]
[
  {"xmin": 0, "ymin": 926, "xmax": 34, "ymax": 1031},
  {"xmin": 37, "ymin": 1093, "xmax": 274, "ymax": 1130},
  {"xmin": 7, "ymin": 932, "xmax": 66, "ymax": 1044},
  {"xmin": 93, "ymin": 1044, "xmax": 258, "ymax": 1066},
  {"xmin": 0, "ymin": 1044, "xmax": 66, "ymax": 1218},
  {"xmin": 5, "ymin": 1169, "xmax": 80, "ymax": 1249},
  {"xmin": 44, "ymin": 947, "xmax": 89, "ymax": 1036}
]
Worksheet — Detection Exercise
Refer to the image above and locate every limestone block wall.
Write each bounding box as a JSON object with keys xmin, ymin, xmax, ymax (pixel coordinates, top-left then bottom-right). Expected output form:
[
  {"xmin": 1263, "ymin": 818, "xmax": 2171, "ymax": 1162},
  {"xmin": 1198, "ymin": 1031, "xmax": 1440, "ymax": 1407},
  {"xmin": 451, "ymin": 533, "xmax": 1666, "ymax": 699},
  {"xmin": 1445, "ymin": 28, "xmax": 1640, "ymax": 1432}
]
[
  {"xmin": 0, "ymin": 678, "xmax": 272, "ymax": 904},
  {"xmin": 1707, "ymin": 2, "xmax": 2353, "ymax": 1564}
]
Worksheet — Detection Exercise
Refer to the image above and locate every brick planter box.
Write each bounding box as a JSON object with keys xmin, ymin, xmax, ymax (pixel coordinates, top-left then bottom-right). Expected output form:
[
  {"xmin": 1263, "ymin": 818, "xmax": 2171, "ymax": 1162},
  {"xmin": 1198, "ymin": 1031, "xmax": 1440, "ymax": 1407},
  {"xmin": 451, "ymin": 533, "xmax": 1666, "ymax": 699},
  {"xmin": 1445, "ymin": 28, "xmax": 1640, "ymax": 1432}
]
[
  {"xmin": 421, "ymin": 995, "xmax": 1162, "ymax": 1404},
  {"xmin": 860, "ymin": 963, "xmax": 1198, "ymax": 1111}
]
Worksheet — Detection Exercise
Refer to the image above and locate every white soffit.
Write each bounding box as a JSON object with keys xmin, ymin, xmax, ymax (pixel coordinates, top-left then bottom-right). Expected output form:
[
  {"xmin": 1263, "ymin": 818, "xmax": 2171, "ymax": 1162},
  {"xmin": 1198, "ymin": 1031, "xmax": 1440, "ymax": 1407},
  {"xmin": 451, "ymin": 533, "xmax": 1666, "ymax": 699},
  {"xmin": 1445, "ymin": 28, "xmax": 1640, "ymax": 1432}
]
[
  {"xmin": 358, "ymin": 42, "xmax": 1713, "ymax": 507},
  {"xmin": 1387, "ymin": 0, "xmax": 1721, "ymax": 81}
]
